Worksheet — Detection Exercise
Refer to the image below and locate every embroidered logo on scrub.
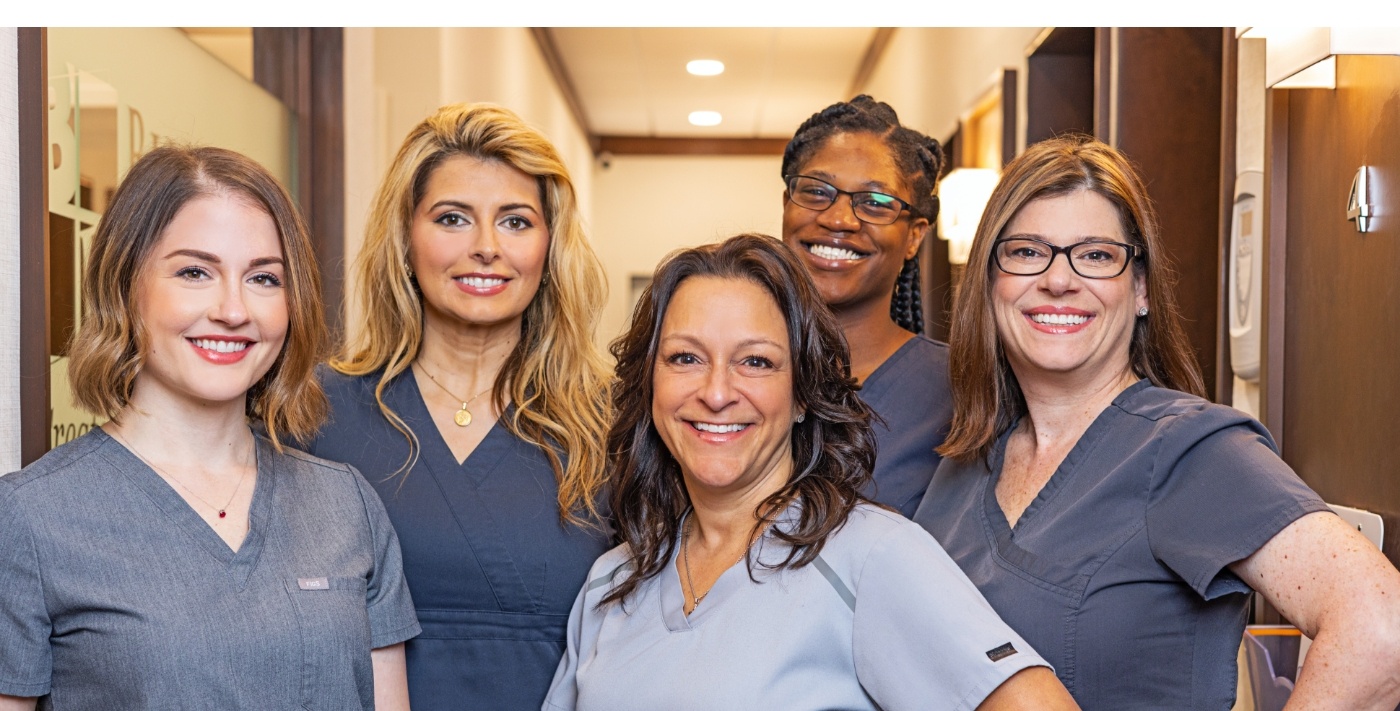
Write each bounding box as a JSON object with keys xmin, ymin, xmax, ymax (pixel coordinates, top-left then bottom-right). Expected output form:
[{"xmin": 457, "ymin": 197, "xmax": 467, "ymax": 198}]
[
  {"xmin": 985, "ymin": 642, "xmax": 1018, "ymax": 662},
  {"xmin": 298, "ymin": 577, "xmax": 330, "ymax": 590}
]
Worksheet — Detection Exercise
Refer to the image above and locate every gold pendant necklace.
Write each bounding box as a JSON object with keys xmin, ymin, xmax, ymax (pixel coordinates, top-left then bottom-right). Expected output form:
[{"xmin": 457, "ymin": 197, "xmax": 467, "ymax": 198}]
[
  {"xmin": 414, "ymin": 363, "xmax": 493, "ymax": 427},
  {"xmin": 682, "ymin": 517, "xmax": 756, "ymax": 610}
]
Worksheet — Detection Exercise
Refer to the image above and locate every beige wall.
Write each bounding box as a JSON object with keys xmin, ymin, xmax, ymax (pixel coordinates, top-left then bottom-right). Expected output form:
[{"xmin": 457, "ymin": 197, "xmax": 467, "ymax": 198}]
[
  {"xmin": 863, "ymin": 27, "xmax": 1044, "ymax": 148},
  {"xmin": 590, "ymin": 155, "xmax": 784, "ymax": 343},
  {"xmin": 343, "ymin": 28, "xmax": 1050, "ymax": 348}
]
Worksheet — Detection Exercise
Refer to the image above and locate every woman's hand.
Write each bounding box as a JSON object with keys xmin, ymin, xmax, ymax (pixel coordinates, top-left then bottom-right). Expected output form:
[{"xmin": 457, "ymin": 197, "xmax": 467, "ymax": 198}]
[
  {"xmin": 371, "ymin": 643, "xmax": 410, "ymax": 711},
  {"xmin": 976, "ymin": 667, "xmax": 1079, "ymax": 710},
  {"xmin": 1232, "ymin": 511, "xmax": 1400, "ymax": 709}
]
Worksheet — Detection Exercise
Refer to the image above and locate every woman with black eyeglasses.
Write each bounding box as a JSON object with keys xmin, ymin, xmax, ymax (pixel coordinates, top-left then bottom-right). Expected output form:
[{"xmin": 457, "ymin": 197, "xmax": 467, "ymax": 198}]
[
  {"xmin": 780, "ymin": 95, "xmax": 952, "ymax": 518},
  {"xmin": 913, "ymin": 135, "xmax": 1400, "ymax": 709}
]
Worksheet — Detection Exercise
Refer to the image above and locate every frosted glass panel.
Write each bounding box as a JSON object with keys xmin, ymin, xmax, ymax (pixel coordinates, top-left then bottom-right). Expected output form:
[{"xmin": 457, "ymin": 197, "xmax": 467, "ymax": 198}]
[{"xmin": 46, "ymin": 28, "xmax": 293, "ymax": 448}]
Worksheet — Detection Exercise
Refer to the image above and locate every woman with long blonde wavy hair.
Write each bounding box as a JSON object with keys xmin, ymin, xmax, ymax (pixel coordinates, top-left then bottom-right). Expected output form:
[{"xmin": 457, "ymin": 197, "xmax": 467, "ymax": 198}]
[{"xmin": 302, "ymin": 102, "xmax": 612, "ymax": 711}]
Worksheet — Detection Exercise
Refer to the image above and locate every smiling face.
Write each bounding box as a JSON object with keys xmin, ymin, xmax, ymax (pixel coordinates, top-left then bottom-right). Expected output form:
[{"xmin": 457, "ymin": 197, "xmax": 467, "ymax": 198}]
[
  {"xmin": 133, "ymin": 192, "xmax": 289, "ymax": 410},
  {"xmin": 781, "ymin": 132, "xmax": 928, "ymax": 319},
  {"xmin": 409, "ymin": 155, "xmax": 550, "ymax": 336},
  {"xmin": 651, "ymin": 276, "xmax": 798, "ymax": 500},
  {"xmin": 993, "ymin": 189, "xmax": 1146, "ymax": 388}
]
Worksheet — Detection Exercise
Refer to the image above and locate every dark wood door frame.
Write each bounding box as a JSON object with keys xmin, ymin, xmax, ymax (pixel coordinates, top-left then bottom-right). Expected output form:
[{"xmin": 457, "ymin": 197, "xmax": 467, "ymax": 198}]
[
  {"xmin": 253, "ymin": 28, "xmax": 345, "ymax": 337},
  {"xmin": 18, "ymin": 28, "xmax": 49, "ymax": 467}
]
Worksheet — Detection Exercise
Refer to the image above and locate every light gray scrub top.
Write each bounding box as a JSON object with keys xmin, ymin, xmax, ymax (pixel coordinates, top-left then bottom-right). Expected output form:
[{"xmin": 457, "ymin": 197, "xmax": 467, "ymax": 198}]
[
  {"xmin": 544, "ymin": 503, "xmax": 1048, "ymax": 711},
  {"xmin": 914, "ymin": 381, "xmax": 1329, "ymax": 710},
  {"xmin": 0, "ymin": 428, "xmax": 421, "ymax": 710}
]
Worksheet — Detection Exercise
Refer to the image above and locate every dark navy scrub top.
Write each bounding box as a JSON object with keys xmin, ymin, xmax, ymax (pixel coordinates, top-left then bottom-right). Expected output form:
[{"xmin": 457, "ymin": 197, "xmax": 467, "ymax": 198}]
[
  {"xmin": 859, "ymin": 334, "xmax": 953, "ymax": 517},
  {"xmin": 304, "ymin": 368, "xmax": 611, "ymax": 711},
  {"xmin": 914, "ymin": 380, "xmax": 1329, "ymax": 710}
]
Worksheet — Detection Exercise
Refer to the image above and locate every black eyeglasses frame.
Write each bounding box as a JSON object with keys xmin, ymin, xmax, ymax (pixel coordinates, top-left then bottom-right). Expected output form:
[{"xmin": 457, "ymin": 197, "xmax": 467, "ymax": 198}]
[
  {"xmin": 991, "ymin": 237, "xmax": 1141, "ymax": 279},
  {"xmin": 784, "ymin": 174, "xmax": 914, "ymax": 226}
]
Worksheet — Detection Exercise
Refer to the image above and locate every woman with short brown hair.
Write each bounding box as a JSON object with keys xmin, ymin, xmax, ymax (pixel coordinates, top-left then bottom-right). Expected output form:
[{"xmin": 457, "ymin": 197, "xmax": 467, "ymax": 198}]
[{"xmin": 0, "ymin": 145, "xmax": 418, "ymax": 711}]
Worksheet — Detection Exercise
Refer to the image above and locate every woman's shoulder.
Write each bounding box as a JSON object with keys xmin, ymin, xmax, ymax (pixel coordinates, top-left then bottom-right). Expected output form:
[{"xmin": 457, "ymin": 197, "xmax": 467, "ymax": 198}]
[
  {"xmin": 1, "ymin": 429, "xmax": 109, "ymax": 498},
  {"xmin": 821, "ymin": 503, "xmax": 938, "ymax": 564},
  {"xmin": 1114, "ymin": 380, "xmax": 1264, "ymax": 437},
  {"xmin": 316, "ymin": 364, "xmax": 386, "ymax": 401},
  {"xmin": 578, "ymin": 543, "xmax": 635, "ymax": 598}
]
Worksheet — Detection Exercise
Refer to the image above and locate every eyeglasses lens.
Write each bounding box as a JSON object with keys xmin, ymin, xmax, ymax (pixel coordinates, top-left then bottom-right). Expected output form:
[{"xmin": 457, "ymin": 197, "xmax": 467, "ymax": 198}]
[
  {"xmin": 995, "ymin": 239, "xmax": 1130, "ymax": 278},
  {"xmin": 787, "ymin": 176, "xmax": 904, "ymax": 226}
]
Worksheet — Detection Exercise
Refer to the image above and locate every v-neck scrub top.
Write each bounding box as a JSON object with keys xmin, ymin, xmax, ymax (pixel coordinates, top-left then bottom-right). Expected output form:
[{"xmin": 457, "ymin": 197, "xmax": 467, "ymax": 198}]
[
  {"xmin": 544, "ymin": 503, "xmax": 1048, "ymax": 711},
  {"xmin": 0, "ymin": 428, "xmax": 420, "ymax": 709},
  {"xmin": 859, "ymin": 335, "xmax": 953, "ymax": 517},
  {"xmin": 914, "ymin": 380, "xmax": 1330, "ymax": 710},
  {"xmin": 304, "ymin": 369, "xmax": 611, "ymax": 711}
]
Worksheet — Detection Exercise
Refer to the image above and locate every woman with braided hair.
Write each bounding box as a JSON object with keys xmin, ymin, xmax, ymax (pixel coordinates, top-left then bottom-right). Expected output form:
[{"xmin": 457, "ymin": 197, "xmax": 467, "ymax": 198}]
[{"xmin": 781, "ymin": 95, "xmax": 952, "ymax": 517}]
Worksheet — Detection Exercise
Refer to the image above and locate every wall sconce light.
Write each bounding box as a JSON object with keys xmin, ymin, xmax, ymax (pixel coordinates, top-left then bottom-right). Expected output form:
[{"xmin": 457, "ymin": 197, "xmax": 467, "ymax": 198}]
[{"xmin": 937, "ymin": 168, "xmax": 1000, "ymax": 265}]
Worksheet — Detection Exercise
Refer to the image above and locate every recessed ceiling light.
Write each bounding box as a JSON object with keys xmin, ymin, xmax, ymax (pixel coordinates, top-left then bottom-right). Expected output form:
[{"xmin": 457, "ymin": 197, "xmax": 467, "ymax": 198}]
[
  {"xmin": 686, "ymin": 59, "xmax": 725, "ymax": 76},
  {"xmin": 688, "ymin": 111, "xmax": 722, "ymax": 127}
]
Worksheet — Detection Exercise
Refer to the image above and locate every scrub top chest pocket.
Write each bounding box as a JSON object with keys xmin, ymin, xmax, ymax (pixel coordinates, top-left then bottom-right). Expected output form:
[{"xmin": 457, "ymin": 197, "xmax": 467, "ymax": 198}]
[{"xmin": 284, "ymin": 575, "xmax": 374, "ymax": 710}]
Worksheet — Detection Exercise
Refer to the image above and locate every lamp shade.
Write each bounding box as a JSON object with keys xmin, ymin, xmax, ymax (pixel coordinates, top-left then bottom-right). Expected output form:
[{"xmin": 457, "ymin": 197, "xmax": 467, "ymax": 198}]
[{"xmin": 937, "ymin": 168, "xmax": 1000, "ymax": 265}]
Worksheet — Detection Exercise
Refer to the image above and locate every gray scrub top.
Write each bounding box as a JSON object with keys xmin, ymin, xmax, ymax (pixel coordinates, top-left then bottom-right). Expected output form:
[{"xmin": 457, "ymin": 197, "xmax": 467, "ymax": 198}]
[
  {"xmin": 545, "ymin": 503, "xmax": 1048, "ymax": 711},
  {"xmin": 859, "ymin": 335, "xmax": 953, "ymax": 517},
  {"xmin": 0, "ymin": 428, "xmax": 421, "ymax": 709},
  {"xmin": 914, "ymin": 380, "xmax": 1329, "ymax": 710}
]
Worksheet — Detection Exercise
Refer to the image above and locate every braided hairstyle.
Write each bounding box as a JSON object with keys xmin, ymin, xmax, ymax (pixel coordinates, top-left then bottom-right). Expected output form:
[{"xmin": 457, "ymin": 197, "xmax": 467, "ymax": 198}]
[{"xmin": 781, "ymin": 95, "xmax": 943, "ymax": 334}]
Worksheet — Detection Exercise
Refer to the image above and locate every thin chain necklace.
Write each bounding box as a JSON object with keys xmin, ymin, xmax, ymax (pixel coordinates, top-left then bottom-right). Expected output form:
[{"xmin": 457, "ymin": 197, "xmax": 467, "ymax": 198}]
[
  {"xmin": 111, "ymin": 430, "xmax": 253, "ymax": 520},
  {"xmin": 414, "ymin": 362, "xmax": 494, "ymax": 427},
  {"xmin": 682, "ymin": 516, "xmax": 758, "ymax": 610}
]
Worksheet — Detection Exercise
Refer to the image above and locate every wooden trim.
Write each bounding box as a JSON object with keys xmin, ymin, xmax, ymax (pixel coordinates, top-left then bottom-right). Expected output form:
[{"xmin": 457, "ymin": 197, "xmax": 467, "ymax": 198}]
[
  {"xmin": 1000, "ymin": 69, "xmax": 1018, "ymax": 166},
  {"xmin": 1094, "ymin": 27, "xmax": 1113, "ymax": 142},
  {"xmin": 253, "ymin": 28, "xmax": 345, "ymax": 337},
  {"xmin": 848, "ymin": 28, "xmax": 896, "ymax": 98},
  {"xmin": 1260, "ymin": 87, "xmax": 1288, "ymax": 446},
  {"xmin": 530, "ymin": 28, "xmax": 597, "ymax": 153},
  {"xmin": 1215, "ymin": 28, "xmax": 1237, "ymax": 405},
  {"xmin": 596, "ymin": 136, "xmax": 788, "ymax": 157},
  {"xmin": 18, "ymin": 28, "xmax": 50, "ymax": 465}
]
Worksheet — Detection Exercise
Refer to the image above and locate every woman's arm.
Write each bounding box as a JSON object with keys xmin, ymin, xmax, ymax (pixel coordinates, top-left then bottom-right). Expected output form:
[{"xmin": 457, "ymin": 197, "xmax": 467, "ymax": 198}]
[
  {"xmin": 976, "ymin": 667, "xmax": 1079, "ymax": 711},
  {"xmin": 371, "ymin": 643, "xmax": 409, "ymax": 711},
  {"xmin": 0, "ymin": 695, "xmax": 37, "ymax": 711},
  {"xmin": 1231, "ymin": 511, "xmax": 1400, "ymax": 710}
]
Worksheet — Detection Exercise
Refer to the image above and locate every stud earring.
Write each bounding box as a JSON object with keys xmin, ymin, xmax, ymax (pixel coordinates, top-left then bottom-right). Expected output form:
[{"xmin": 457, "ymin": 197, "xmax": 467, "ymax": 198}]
[
  {"xmin": 795, "ymin": 412, "xmax": 806, "ymax": 424},
  {"xmin": 1137, "ymin": 306, "xmax": 1149, "ymax": 317}
]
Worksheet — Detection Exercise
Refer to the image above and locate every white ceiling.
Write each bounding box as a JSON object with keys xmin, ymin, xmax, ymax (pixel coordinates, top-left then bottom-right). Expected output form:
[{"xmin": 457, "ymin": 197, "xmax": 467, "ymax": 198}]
[{"xmin": 549, "ymin": 28, "xmax": 878, "ymax": 139}]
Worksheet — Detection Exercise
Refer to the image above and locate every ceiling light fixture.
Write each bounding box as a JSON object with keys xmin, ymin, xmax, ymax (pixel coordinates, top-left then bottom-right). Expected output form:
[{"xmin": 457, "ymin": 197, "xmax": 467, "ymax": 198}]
[
  {"xmin": 686, "ymin": 59, "xmax": 725, "ymax": 76},
  {"xmin": 688, "ymin": 111, "xmax": 722, "ymax": 127}
]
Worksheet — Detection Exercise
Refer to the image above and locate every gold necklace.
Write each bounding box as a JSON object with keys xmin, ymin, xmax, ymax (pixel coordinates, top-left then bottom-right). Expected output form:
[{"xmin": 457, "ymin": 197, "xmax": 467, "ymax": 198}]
[
  {"xmin": 681, "ymin": 517, "xmax": 756, "ymax": 609},
  {"xmin": 414, "ymin": 362, "xmax": 494, "ymax": 427},
  {"xmin": 112, "ymin": 430, "xmax": 253, "ymax": 520}
]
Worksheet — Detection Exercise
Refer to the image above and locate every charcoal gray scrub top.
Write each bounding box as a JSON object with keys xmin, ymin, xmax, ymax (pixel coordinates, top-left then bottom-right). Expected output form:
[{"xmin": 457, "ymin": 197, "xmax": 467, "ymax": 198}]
[
  {"xmin": 546, "ymin": 503, "xmax": 1048, "ymax": 711},
  {"xmin": 0, "ymin": 428, "xmax": 420, "ymax": 709},
  {"xmin": 859, "ymin": 334, "xmax": 953, "ymax": 517},
  {"xmin": 914, "ymin": 380, "xmax": 1329, "ymax": 710}
]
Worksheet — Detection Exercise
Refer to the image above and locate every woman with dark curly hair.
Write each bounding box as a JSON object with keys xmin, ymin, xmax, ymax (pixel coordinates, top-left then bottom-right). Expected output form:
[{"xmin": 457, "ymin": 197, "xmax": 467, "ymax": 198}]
[
  {"xmin": 781, "ymin": 95, "xmax": 952, "ymax": 517},
  {"xmin": 543, "ymin": 235, "xmax": 1076, "ymax": 710}
]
